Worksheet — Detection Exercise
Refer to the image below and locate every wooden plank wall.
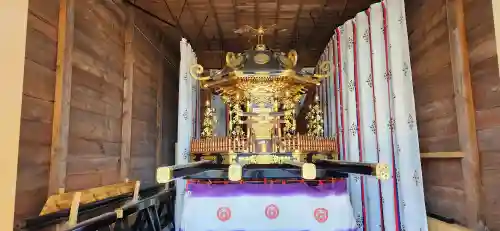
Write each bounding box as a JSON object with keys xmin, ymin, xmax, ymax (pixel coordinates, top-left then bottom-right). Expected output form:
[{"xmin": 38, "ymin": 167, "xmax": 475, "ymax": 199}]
[
  {"xmin": 130, "ymin": 14, "xmax": 163, "ymax": 186},
  {"xmin": 15, "ymin": 0, "xmax": 60, "ymax": 221},
  {"xmin": 66, "ymin": 0, "xmax": 128, "ymax": 191},
  {"xmin": 405, "ymin": 0, "xmax": 466, "ymax": 224},
  {"xmin": 407, "ymin": 0, "xmax": 499, "ymax": 229},
  {"xmin": 463, "ymin": 0, "xmax": 500, "ymax": 229},
  {"xmin": 14, "ymin": 0, "xmax": 179, "ymax": 223}
]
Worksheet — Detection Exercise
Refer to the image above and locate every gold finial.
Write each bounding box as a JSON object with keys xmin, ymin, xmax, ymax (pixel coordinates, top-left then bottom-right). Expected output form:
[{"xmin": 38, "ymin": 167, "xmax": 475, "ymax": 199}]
[{"xmin": 234, "ymin": 24, "xmax": 287, "ymax": 50}]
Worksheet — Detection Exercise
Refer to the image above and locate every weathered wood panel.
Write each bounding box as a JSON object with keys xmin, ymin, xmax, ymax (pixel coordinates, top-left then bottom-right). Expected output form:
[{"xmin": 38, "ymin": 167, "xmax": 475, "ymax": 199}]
[
  {"xmin": 405, "ymin": 0, "xmax": 466, "ymax": 225},
  {"xmin": 463, "ymin": 0, "xmax": 500, "ymax": 229},
  {"xmin": 129, "ymin": 14, "xmax": 164, "ymax": 186},
  {"xmin": 66, "ymin": 0, "xmax": 126, "ymax": 191},
  {"xmin": 14, "ymin": 0, "xmax": 59, "ymax": 223},
  {"xmin": 15, "ymin": 0, "xmax": 178, "ymax": 224}
]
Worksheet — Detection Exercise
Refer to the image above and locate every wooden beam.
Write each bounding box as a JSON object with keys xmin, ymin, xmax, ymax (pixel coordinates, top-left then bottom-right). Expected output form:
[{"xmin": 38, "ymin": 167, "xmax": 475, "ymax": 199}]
[
  {"xmin": 428, "ymin": 217, "xmax": 470, "ymax": 231},
  {"xmin": 232, "ymin": 0, "xmax": 248, "ymax": 49},
  {"xmin": 304, "ymin": 0, "xmax": 329, "ymax": 47},
  {"xmin": 156, "ymin": 41, "xmax": 165, "ymax": 169},
  {"xmin": 187, "ymin": 1, "xmax": 209, "ymax": 48},
  {"xmin": 420, "ymin": 152, "xmax": 464, "ymax": 159},
  {"xmin": 446, "ymin": 0, "xmax": 483, "ymax": 228},
  {"xmin": 273, "ymin": 0, "xmax": 281, "ymax": 47},
  {"xmin": 121, "ymin": 5, "xmax": 135, "ymax": 180},
  {"xmin": 208, "ymin": 0, "xmax": 224, "ymax": 42},
  {"xmin": 162, "ymin": 0, "xmax": 190, "ymax": 41},
  {"xmin": 254, "ymin": 0, "xmax": 260, "ymax": 28},
  {"xmin": 0, "ymin": 0, "xmax": 28, "ymax": 228},
  {"xmin": 493, "ymin": 0, "xmax": 500, "ymax": 75},
  {"xmin": 208, "ymin": 0, "xmax": 225, "ymax": 65},
  {"xmin": 48, "ymin": 0, "xmax": 75, "ymax": 196},
  {"xmin": 287, "ymin": 0, "xmax": 303, "ymax": 49}
]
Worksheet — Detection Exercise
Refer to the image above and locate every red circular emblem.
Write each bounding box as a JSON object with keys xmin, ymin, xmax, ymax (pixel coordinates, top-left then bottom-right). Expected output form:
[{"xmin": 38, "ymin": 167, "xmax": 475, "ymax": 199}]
[
  {"xmin": 314, "ymin": 208, "xmax": 329, "ymax": 223},
  {"xmin": 265, "ymin": 204, "xmax": 279, "ymax": 219},
  {"xmin": 217, "ymin": 207, "xmax": 231, "ymax": 222}
]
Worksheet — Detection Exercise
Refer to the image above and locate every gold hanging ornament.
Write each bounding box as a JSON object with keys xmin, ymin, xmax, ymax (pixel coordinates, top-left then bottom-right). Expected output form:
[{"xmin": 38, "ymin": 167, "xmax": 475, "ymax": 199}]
[
  {"xmin": 306, "ymin": 95, "xmax": 324, "ymax": 137},
  {"xmin": 229, "ymin": 103, "xmax": 245, "ymax": 138},
  {"xmin": 201, "ymin": 100, "xmax": 217, "ymax": 138},
  {"xmin": 282, "ymin": 96, "xmax": 296, "ymax": 137}
]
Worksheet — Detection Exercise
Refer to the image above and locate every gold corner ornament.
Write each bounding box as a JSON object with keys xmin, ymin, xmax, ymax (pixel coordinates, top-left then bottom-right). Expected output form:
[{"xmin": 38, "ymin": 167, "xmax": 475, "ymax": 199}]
[
  {"xmin": 156, "ymin": 166, "xmax": 173, "ymax": 183},
  {"xmin": 189, "ymin": 64, "xmax": 211, "ymax": 81},
  {"xmin": 228, "ymin": 163, "xmax": 243, "ymax": 181},
  {"xmin": 288, "ymin": 50, "xmax": 298, "ymax": 67},
  {"xmin": 226, "ymin": 52, "xmax": 245, "ymax": 69},
  {"xmin": 313, "ymin": 61, "xmax": 330, "ymax": 79},
  {"xmin": 302, "ymin": 163, "xmax": 316, "ymax": 180},
  {"xmin": 375, "ymin": 163, "xmax": 390, "ymax": 180}
]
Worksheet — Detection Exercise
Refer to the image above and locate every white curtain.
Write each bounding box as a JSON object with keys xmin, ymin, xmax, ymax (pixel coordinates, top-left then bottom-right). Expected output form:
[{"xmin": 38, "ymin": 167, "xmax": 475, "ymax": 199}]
[
  {"xmin": 176, "ymin": 38, "xmax": 198, "ymax": 229},
  {"xmin": 320, "ymin": 0, "xmax": 428, "ymax": 230}
]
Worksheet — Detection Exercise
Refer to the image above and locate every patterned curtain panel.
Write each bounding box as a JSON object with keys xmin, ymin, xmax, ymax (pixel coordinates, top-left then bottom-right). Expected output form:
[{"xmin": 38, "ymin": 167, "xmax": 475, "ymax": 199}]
[
  {"xmin": 176, "ymin": 38, "xmax": 198, "ymax": 228},
  {"xmin": 320, "ymin": 0, "xmax": 428, "ymax": 230},
  {"xmin": 181, "ymin": 182, "xmax": 357, "ymax": 231}
]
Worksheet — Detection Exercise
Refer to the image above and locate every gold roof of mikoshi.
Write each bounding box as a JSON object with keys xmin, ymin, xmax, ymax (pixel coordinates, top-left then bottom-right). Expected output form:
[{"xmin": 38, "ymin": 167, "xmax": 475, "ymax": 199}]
[{"xmin": 190, "ymin": 25, "xmax": 329, "ymax": 104}]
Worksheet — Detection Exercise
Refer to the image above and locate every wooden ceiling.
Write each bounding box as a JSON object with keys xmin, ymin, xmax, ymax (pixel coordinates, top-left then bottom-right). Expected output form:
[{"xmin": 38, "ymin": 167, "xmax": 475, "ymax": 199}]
[{"xmin": 131, "ymin": 0, "xmax": 378, "ymax": 67}]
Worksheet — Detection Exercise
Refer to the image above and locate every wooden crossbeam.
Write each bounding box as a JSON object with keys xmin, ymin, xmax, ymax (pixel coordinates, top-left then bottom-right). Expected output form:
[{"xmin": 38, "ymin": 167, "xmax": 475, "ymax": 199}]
[
  {"xmin": 446, "ymin": 0, "xmax": 483, "ymax": 228},
  {"xmin": 420, "ymin": 152, "xmax": 464, "ymax": 159},
  {"xmin": 208, "ymin": 0, "xmax": 224, "ymax": 42},
  {"xmin": 254, "ymin": 0, "xmax": 260, "ymax": 28},
  {"xmin": 162, "ymin": 0, "xmax": 189, "ymax": 40},
  {"xmin": 273, "ymin": 0, "xmax": 281, "ymax": 48},
  {"xmin": 187, "ymin": 1, "xmax": 209, "ymax": 48},
  {"xmin": 287, "ymin": 0, "xmax": 304, "ymax": 49}
]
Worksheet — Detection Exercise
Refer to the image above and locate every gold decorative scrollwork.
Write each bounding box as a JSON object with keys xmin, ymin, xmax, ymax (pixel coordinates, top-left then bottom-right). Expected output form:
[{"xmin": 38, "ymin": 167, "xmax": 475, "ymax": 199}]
[
  {"xmin": 189, "ymin": 64, "xmax": 211, "ymax": 81},
  {"xmin": 313, "ymin": 61, "xmax": 330, "ymax": 79},
  {"xmin": 311, "ymin": 154, "xmax": 328, "ymax": 163},
  {"xmin": 226, "ymin": 52, "xmax": 245, "ymax": 69},
  {"xmin": 272, "ymin": 155, "xmax": 293, "ymax": 164},
  {"xmin": 254, "ymin": 53, "xmax": 270, "ymax": 64},
  {"xmin": 238, "ymin": 155, "xmax": 293, "ymax": 164},
  {"xmin": 239, "ymin": 155, "xmax": 258, "ymax": 164}
]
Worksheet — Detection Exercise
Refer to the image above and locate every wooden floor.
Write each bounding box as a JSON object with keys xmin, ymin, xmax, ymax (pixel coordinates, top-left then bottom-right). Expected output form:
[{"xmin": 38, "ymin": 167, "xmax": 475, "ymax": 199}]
[{"xmin": 428, "ymin": 217, "xmax": 470, "ymax": 231}]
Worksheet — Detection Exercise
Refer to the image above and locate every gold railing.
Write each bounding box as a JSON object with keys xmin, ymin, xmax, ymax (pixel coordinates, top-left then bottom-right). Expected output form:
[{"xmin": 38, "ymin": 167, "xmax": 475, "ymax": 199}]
[
  {"xmin": 191, "ymin": 134, "xmax": 335, "ymax": 154},
  {"xmin": 190, "ymin": 136, "xmax": 254, "ymax": 154},
  {"xmin": 277, "ymin": 134, "xmax": 336, "ymax": 153}
]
